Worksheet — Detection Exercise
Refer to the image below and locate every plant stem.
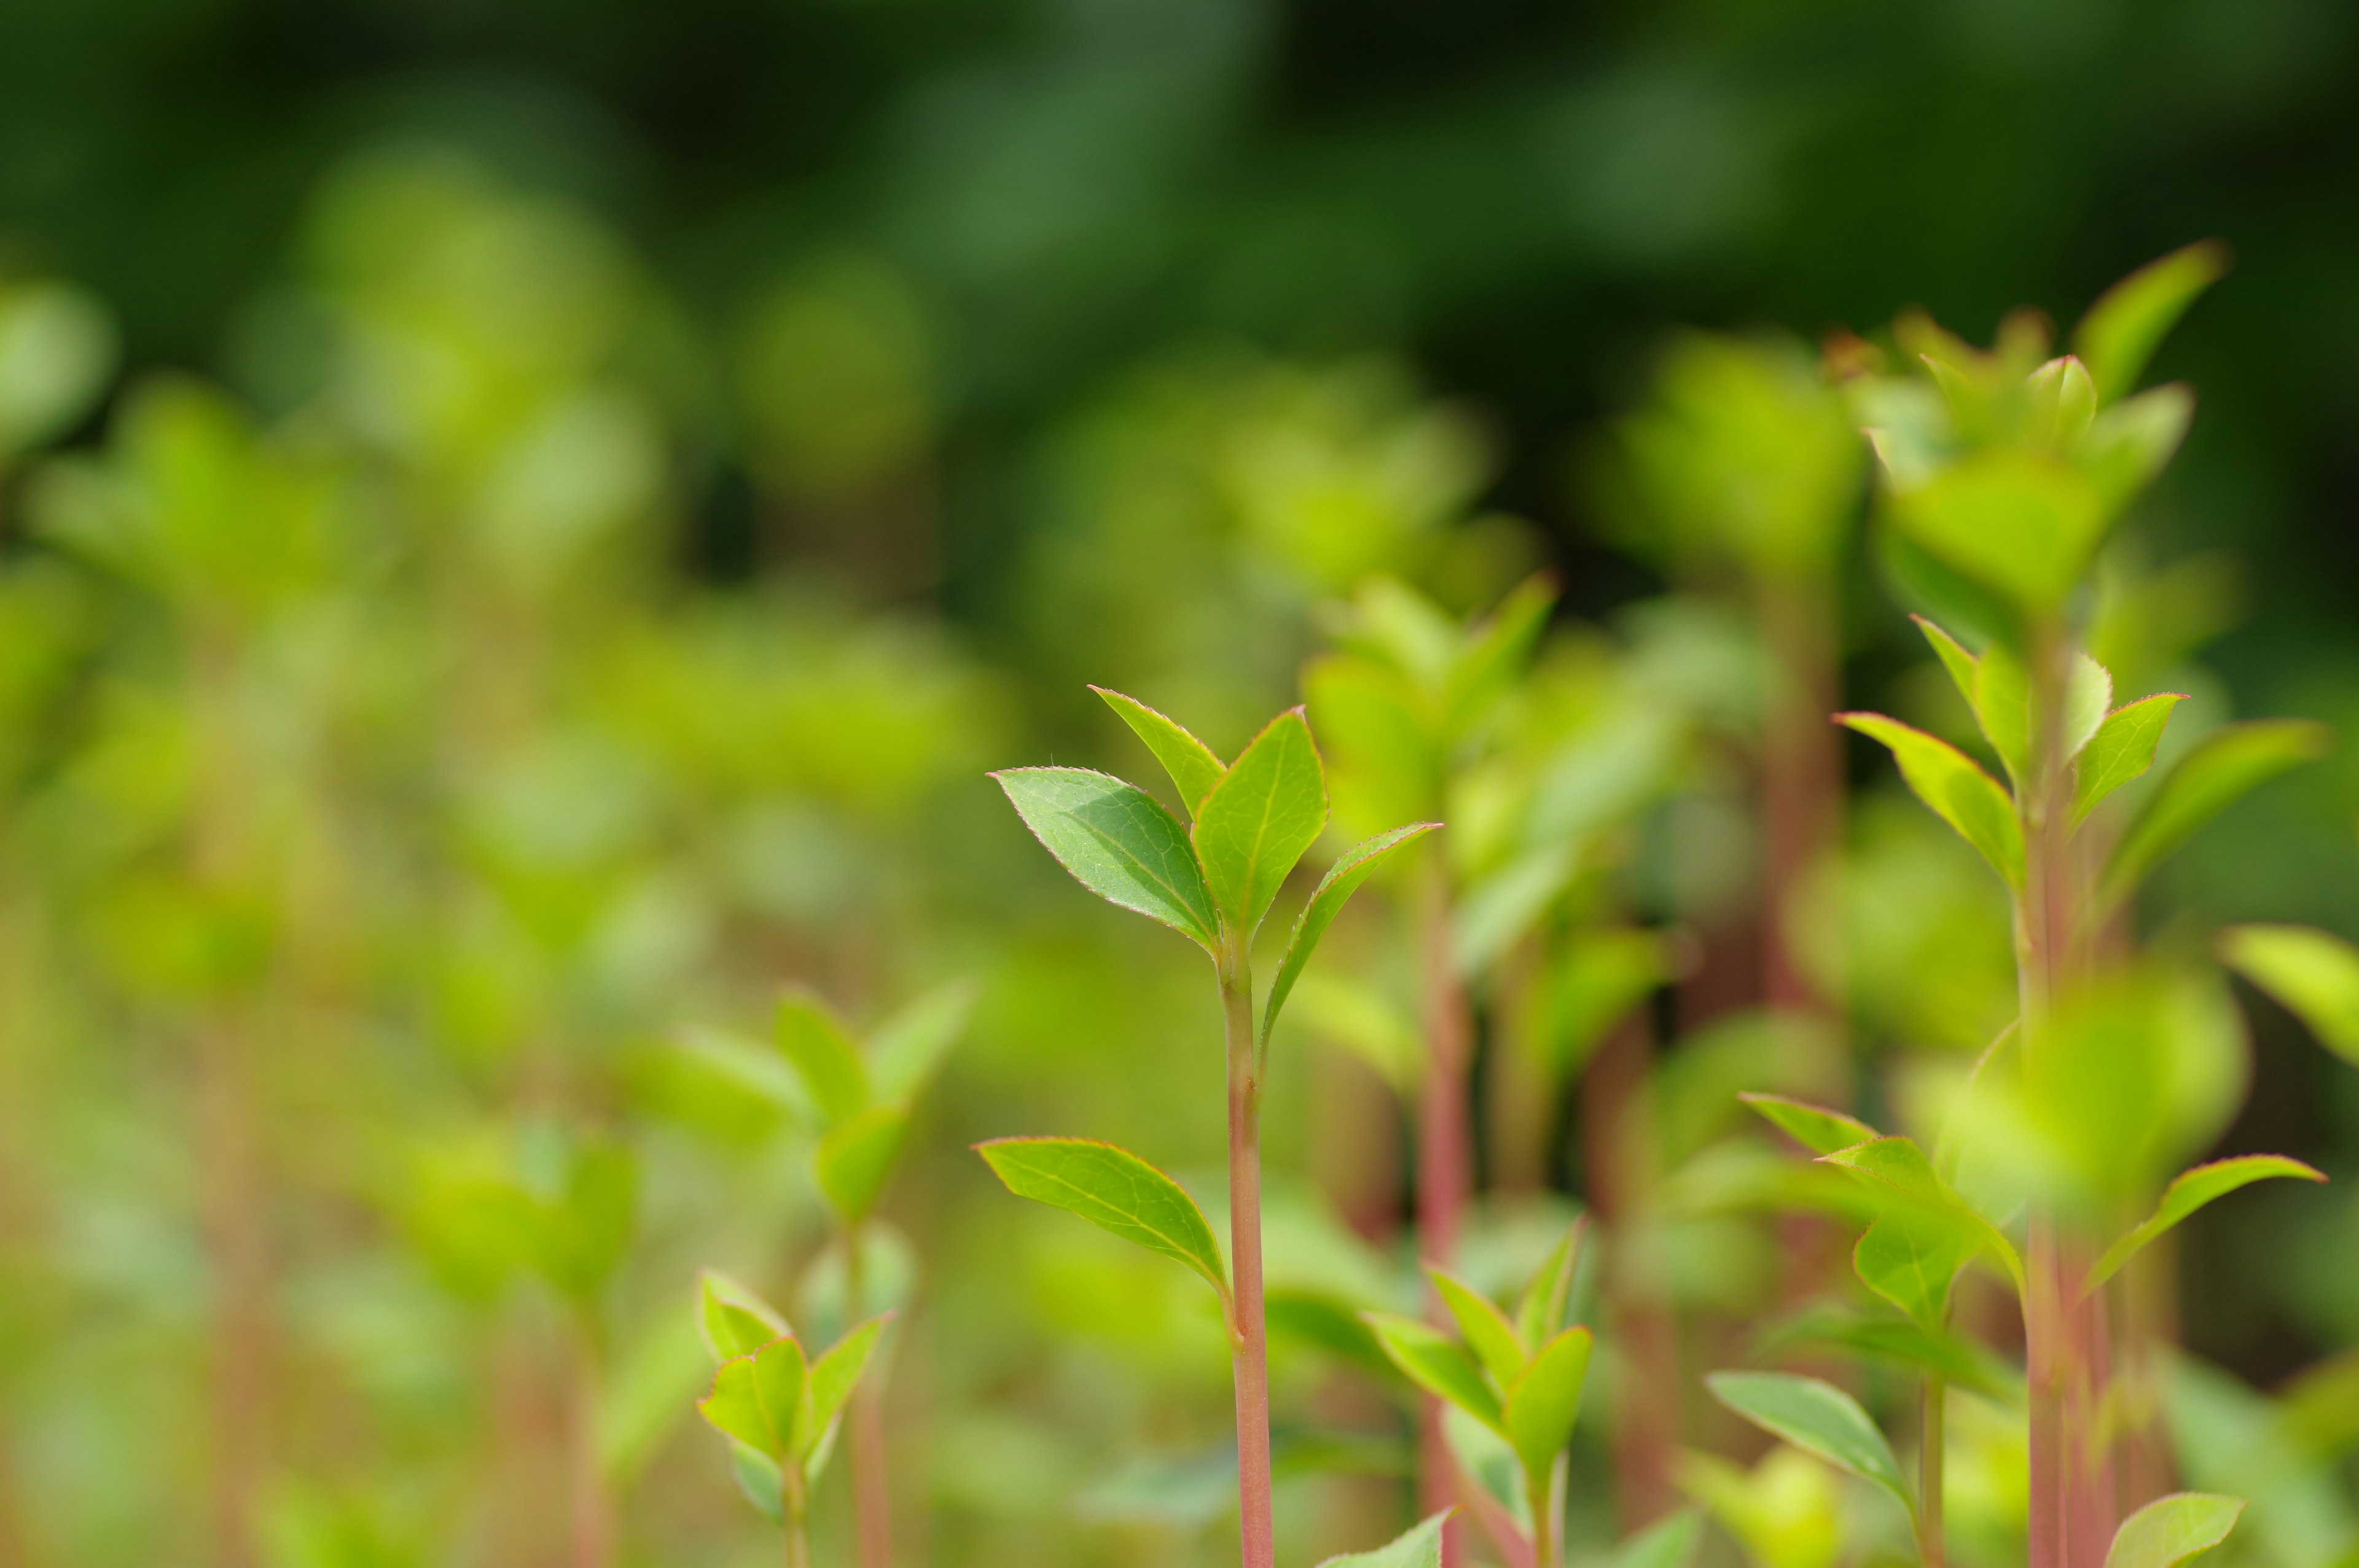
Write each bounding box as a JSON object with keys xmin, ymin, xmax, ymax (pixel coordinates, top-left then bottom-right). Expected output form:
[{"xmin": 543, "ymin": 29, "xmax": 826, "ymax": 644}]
[
  {"xmin": 1415, "ymin": 864, "xmax": 1473, "ymax": 1561},
  {"xmin": 1221, "ymin": 943, "xmax": 1277, "ymax": 1568},
  {"xmin": 565, "ymin": 1314, "xmax": 610, "ymax": 1568},
  {"xmin": 1526, "ymin": 1461, "xmax": 1560, "ymax": 1568},
  {"xmin": 844, "ymin": 1222, "xmax": 893, "ymax": 1568},
  {"xmin": 1757, "ymin": 573, "xmax": 1841, "ymax": 1020},
  {"xmin": 784, "ymin": 1465, "xmax": 813, "ymax": 1568},
  {"xmin": 1581, "ymin": 1012, "xmax": 1676, "ymax": 1529},
  {"xmin": 1920, "ymin": 1373, "xmax": 1946, "ymax": 1568}
]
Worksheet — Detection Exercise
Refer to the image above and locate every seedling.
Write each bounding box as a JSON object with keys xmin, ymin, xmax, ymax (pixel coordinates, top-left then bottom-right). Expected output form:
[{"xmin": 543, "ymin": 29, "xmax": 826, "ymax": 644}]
[
  {"xmin": 979, "ymin": 688, "xmax": 1438, "ymax": 1568},
  {"xmin": 694, "ymin": 1270, "xmax": 893, "ymax": 1568}
]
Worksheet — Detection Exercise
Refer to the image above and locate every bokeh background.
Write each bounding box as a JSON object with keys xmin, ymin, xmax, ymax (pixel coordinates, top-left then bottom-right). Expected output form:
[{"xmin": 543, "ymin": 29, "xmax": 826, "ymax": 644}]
[{"xmin": 2, "ymin": 1, "xmax": 2358, "ymax": 1565}]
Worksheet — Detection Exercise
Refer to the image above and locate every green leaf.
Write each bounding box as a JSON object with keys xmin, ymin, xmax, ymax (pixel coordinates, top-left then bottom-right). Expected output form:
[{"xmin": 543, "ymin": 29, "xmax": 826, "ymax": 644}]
[
  {"xmin": 698, "ymin": 1270, "xmax": 789, "ymax": 1363},
  {"xmin": 866, "ymin": 980, "xmax": 975, "ymax": 1105},
  {"xmin": 2103, "ymin": 1492, "xmax": 2245, "ymax": 1568},
  {"xmin": 1315, "ymin": 1509, "xmax": 1454, "ymax": 1568},
  {"xmin": 1853, "ymin": 1208, "xmax": 1978, "ymax": 1332},
  {"xmin": 2073, "ymin": 693, "xmax": 2188, "ymax": 825},
  {"xmin": 815, "ymin": 1107, "xmax": 909, "ymax": 1223},
  {"xmin": 2084, "ymin": 1155, "xmax": 2326, "ymax": 1294},
  {"xmin": 1600, "ymin": 1510, "xmax": 1702, "ymax": 1568},
  {"xmin": 1514, "ymin": 1219, "xmax": 1587, "ymax": 1349},
  {"xmin": 1760, "ymin": 1306, "xmax": 2022, "ymax": 1403},
  {"xmin": 993, "ymin": 766, "xmax": 1221, "ymax": 950},
  {"xmin": 1819, "ymin": 1137, "xmax": 2024, "ymax": 1294},
  {"xmin": 795, "ymin": 1314, "xmax": 891, "ymax": 1460},
  {"xmin": 729, "ymin": 1440, "xmax": 786, "ymax": 1524},
  {"xmin": 2220, "ymin": 922, "xmax": 2359, "ymax": 1067},
  {"xmin": 1913, "ymin": 615, "xmax": 1981, "ymax": 710},
  {"xmin": 1444, "ymin": 574, "xmax": 1557, "ymax": 737},
  {"xmin": 698, "ymin": 1336, "xmax": 807, "ymax": 1462},
  {"xmin": 2065, "ymin": 653, "xmax": 2114, "ymax": 760},
  {"xmin": 1837, "ymin": 713, "xmax": 2024, "ymax": 887},
  {"xmin": 1092, "ymin": 685, "xmax": 1227, "ymax": 815},
  {"xmin": 1363, "ymin": 1313, "xmax": 1504, "ymax": 1432},
  {"xmin": 2073, "ymin": 241, "xmax": 2230, "ymax": 404},
  {"xmin": 1888, "ymin": 448, "xmax": 2107, "ymax": 610},
  {"xmin": 974, "ymin": 1137, "xmax": 1230, "ymax": 1311},
  {"xmin": 1504, "ymin": 1325, "xmax": 1593, "ymax": 1480},
  {"xmin": 1425, "ymin": 1265, "xmax": 1528, "ymax": 1386},
  {"xmin": 1974, "ymin": 641, "xmax": 2030, "ymax": 780},
  {"xmin": 2100, "ymin": 720, "xmax": 2331, "ymax": 910},
  {"xmin": 1704, "ymin": 1371, "xmax": 1912, "ymax": 1517},
  {"xmin": 1261, "ymin": 822, "xmax": 1439, "ymax": 1047},
  {"xmin": 1192, "ymin": 708, "xmax": 1328, "ymax": 935},
  {"xmin": 775, "ymin": 988, "xmax": 869, "ymax": 1126},
  {"xmin": 1265, "ymin": 1289, "xmax": 1395, "ymax": 1379},
  {"xmin": 1740, "ymin": 1093, "xmax": 1880, "ymax": 1156}
]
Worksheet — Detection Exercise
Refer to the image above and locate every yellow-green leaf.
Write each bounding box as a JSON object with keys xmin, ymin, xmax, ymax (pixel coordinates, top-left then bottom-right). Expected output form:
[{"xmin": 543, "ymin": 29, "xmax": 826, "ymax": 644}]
[
  {"xmin": 2100, "ymin": 720, "xmax": 2331, "ymax": 910},
  {"xmin": 2084, "ymin": 1155, "xmax": 2325, "ymax": 1294},
  {"xmin": 697, "ymin": 1270, "xmax": 788, "ymax": 1363},
  {"xmin": 1838, "ymin": 713, "xmax": 2024, "ymax": 888},
  {"xmin": 698, "ymin": 1336, "xmax": 807, "ymax": 1462},
  {"xmin": 1504, "ymin": 1325, "xmax": 1593, "ymax": 1480},
  {"xmin": 1852, "ymin": 1208, "xmax": 1978, "ymax": 1332},
  {"xmin": 794, "ymin": 1314, "xmax": 891, "ymax": 1460},
  {"xmin": 2073, "ymin": 241, "xmax": 2229, "ymax": 404},
  {"xmin": 2073, "ymin": 693, "xmax": 2188, "ymax": 825},
  {"xmin": 993, "ymin": 766, "xmax": 1221, "ymax": 950},
  {"xmin": 815, "ymin": 1106, "xmax": 908, "ymax": 1223},
  {"xmin": 975, "ymin": 1137, "xmax": 1230, "ymax": 1311},
  {"xmin": 1364, "ymin": 1312, "xmax": 1504, "ymax": 1432},
  {"xmin": 1316, "ymin": 1510, "xmax": 1454, "ymax": 1568},
  {"xmin": 1192, "ymin": 708, "xmax": 1328, "ymax": 936},
  {"xmin": 1425, "ymin": 1265, "xmax": 1527, "ymax": 1386},
  {"xmin": 775, "ymin": 987, "xmax": 869, "ymax": 1126},
  {"xmin": 2220, "ymin": 922, "xmax": 2359, "ymax": 1067},
  {"xmin": 1261, "ymin": 822, "xmax": 1439, "ymax": 1047},
  {"xmin": 1092, "ymin": 685, "xmax": 1227, "ymax": 815},
  {"xmin": 2103, "ymin": 1492, "xmax": 2244, "ymax": 1568},
  {"xmin": 1740, "ymin": 1093, "xmax": 1880, "ymax": 1156}
]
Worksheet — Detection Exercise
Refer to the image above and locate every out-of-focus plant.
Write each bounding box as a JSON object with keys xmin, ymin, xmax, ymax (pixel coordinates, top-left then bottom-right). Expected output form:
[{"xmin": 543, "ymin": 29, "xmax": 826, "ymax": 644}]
[
  {"xmin": 0, "ymin": 275, "xmax": 115, "ymax": 483},
  {"xmin": 979, "ymin": 688, "xmax": 1438, "ymax": 1568}
]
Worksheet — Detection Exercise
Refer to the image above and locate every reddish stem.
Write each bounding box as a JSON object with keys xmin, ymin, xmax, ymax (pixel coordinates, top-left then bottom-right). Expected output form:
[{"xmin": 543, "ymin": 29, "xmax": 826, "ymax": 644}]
[
  {"xmin": 1758, "ymin": 575, "xmax": 1841, "ymax": 1019},
  {"xmin": 1222, "ymin": 950, "xmax": 1277, "ymax": 1568},
  {"xmin": 845, "ymin": 1227, "xmax": 893, "ymax": 1568},
  {"xmin": 1581, "ymin": 1013, "xmax": 1677, "ymax": 1529},
  {"xmin": 1416, "ymin": 868, "xmax": 1474, "ymax": 1562}
]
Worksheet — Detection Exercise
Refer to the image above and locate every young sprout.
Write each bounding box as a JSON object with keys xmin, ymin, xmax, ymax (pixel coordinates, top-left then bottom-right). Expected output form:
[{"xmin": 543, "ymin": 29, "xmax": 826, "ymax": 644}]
[
  {"xmin": 694, "ymin": 1270, "xmax": 893, "ymax": 1568},
  {"xmin": 979, "ymin": 690, "xmax": 1438, "ymax": 1568}
]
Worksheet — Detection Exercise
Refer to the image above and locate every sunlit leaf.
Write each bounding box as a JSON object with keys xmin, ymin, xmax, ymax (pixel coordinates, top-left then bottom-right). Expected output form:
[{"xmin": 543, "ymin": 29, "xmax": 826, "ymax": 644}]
[
  {"xmin": 2101, "ymin": 720, "xmax": 2331, "ymax": 910},
  {"xmin": 1974, "ymin": 641, "xmax": 2030, "ymax": 780},
  {"xmin": 815, "ymin": 1106, "xmax": 908, "ymax": 1222},
  {"xmin": 993, "ymin": 766, "xmax": 1220, "ymax": 950},
  {"xmin": 866, "ymin": 979, "xmax": 975, "ymax": 1105},
  {"xmin": 2073, "ymin": 693, "xmax": 2188, "ymax": 825},
  {"xmin": 1262, "ymin": 822, "xmax": 1439, "ymax": 1047},
  {"xmin": 1425, "ymin": 1265, "xmax": 1527, "ymax": 1386},
  {"xmin": 975, "ymin": 1137, "xmax": 1230, "ymax": 1309},
  {"xmin": 1888, "ymin": 448, "xmax": 2107, "ymax": 610},
  {"xmin": 1364, "ymin": 1313, "xmax": 1504, "ymax": 1432},
  {"xmin": 1740, "ymin": 1093, "xmax": 1880, "ymax": 1156},
  {"xmin": 1092, "ymin": 685, "xmax": 1227, "ymax": 815},
  {"xmin": 1504, "ymin": 1325, "xmax": 1592, "ymax": 1480},
  {"xmin": 1192, "ymin": 708, "xmax": 1328, "ymax": 936},
  {"xmin": 1913, "ymin": 615, "xmax": 1980, "ymax": 711},
  {"xmin": 1819, "ymin": 1136, "xmax": 2024, "ymax": 1293},
  {"xmin": 699, "ymin": 1336, "xmax": 806, "ymax": 1462},
  {"xmin": 2103, "ymin": 1492, "xmax": 2244, "ymax": 1568},
  {"xmin": 1853, "ymin": 1207, "xmax": 1978, "ymax": 1332},
  {"xmin": 795, "ymin": 1314, "xmax": 891, "ymax": 1459},
  {"xmin": 775, "ymin": 987, "xmax": 869, "ymax": 1126},
  {"xmin": 2085, "ymin": 1155, "xmax": 2325, "ymax": 1294},
  {"xmin": 1705, "ymin": 1371, "xmax": 1912, "ymax": 1516},
  {"xmin": 2218, "ymin": 923, "xmax": 2359, "ymax": 1067},
  {"xmin": 698, "ymin": 1270, "xmax": 789, "ymax": 1363},
  {"xmin": 1837, "ymin": 712, "xmax": 2023, "ymax": 887},
  {"xmin": 1316, "ymin": 1509, "xmax": 1454, "ymax": 1568},
  {"xmin": 2073, "ymin": 241, "xmax": 2229, "ymax": 404},
  {"xmin": 2065, "ymin": 654, "xmax": 2113, "ymax": 760}
]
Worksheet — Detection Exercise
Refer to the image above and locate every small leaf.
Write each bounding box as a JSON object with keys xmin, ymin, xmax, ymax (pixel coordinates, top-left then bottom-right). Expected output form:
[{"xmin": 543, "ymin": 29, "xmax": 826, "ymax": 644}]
[
  {"xmin": 1504, "ymin": 1325, "xmax": 1593, "ymax": 1480},
  {"xmin": 993, "ymin": 766, "xmax": 1221, "ymax": 950},
  {"xmin": 1912, "ymin": 615, "xmax": 1980, "ymax": 711},
  {"xmin": 866, "ymin": 980, "xmax": 975, "ymax": 1105},
  {"xmin": 1425, "ymin": 1265, "xmax": 1528, "ymax": 1386},
  {"xmin": 2103, "ymin": 1492, "xmax": 2245, "ymax": 1568},
  {"xmin": 2101, "ymin": 720, "xmax": 2331, "ymax": 910},
  {"xmin": 1514, "ymin": 1217, "xmax": 1587, "ymax": 1348},
  {"xmin": 2072, "ymin": 693, "xmax": 2188, "ymax": 825},
  {"xmin": 1315, "ymin": 1509, "xmax": 1455, "ymax": 1568},
  {"xmin": 698, "ymin": 1270, "xmax": 789, "ymax": 1363},
  {"xmin": 2220, "ymin": 922, "xmax": 2359, "ymax": 1067},
  {"xmin": 2084, "ymin": 1155, "xmax": 2325, "ymax": 1294},
  {"xmin": 974, "ymin": 1137, "xmax": 1230, "ymax": 1310},
  {"xmin": 794, "ymin": 1314, "xmax": 891, "ymax": 1460},
  {"xmin": 2073, "ymin": 241, "xmax": 2230, "ymax": 404},
  {"xmin": 1838, "ymin": 714, "xmax": 2024, "ymax": 888},
  {"xmin": 729, "ymin": 1440, "xmax": 786, "ymax": 1524},
  {"xmin": 1092, "ymin": 686, "xmax": 1227, "ymax": 815},
  {"xmin": 699, "ymin": 1337, "xmax": 807, "ymax": 1462},
  {"xmin": 1363, "ymin": 1313, "xmax": 1504, "ymax": 1432},
  {"xmin": 1600, "ymin": 1510, "xmax": 1702, "ymax": 1568},
  {"xmin": 1192, "ymin": 708, "xmax": 1329, "ymax": 935},
  {"xmin": 2065, "ymin": 653, "xmax": 2114, "ymax": 760},
  {"xmin": 1262, "ymin": 822, "xmax": 1440, "ymax": 1047},
  {"xmin": 1819, "ymin": 1137, "xmax": 2024, "ymax": 1293},
  {"xmin": 1704, "ymin": 1371, "xmax": 1912, "ymax": 1517},
  {"xmin": 1974, "ymin": 641, "xmax": 2030, "ymax": 781},
  {"xmin": 815, "ymin": 1107, "xmax": 909, "ymax": 1223},
  {"xmin": 776, "ymin": 988, "xmax": 869, "ymax": 1126},
  {"xmin": 1853, "ymin": 1208, "xmax": 1978, "ymax": 1332},
  {"xmin": 1888, "ymin": 448, "xmax": 2107, "ymax": 610},
  {"xmin": 1741, "ymin": 1093, "xmax": 1880, "ymax": 1156}
]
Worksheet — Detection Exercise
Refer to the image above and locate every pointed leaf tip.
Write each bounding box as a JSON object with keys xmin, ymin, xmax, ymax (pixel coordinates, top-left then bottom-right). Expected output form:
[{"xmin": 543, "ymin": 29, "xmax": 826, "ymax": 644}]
[{"xmin": 1262, "ymin": 821, "xmax": 1439, "ymax": 1047}]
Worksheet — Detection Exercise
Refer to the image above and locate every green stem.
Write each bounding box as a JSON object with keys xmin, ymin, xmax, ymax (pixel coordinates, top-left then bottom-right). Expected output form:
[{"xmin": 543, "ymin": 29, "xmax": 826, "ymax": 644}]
[
  {"xmin": 1221, "ymin": 940, "xmax": 1276, "ymax": 1568},
  {"xmin": 1920, "ymin": 1373, "xmax": 1946, "ymax": 1568},
  {"xmin": 784, "ymin": 1464, "xmax": 813, "ymax": 1568},
  {"xmin": 1527, "ymin": 1463, "xmax": 1558, "ymax": 1568}
]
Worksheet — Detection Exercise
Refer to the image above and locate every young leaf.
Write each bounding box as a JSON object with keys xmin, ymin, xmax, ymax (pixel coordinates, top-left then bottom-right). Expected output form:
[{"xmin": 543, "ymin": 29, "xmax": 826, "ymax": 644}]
[
  {"xmin": 2102, "ymin": 1492, "xmax": 2245, "ymax": 1568},
  {"xmin": 2065, "ymin": 653, "xmax": 2114, "ymax": 760},
  {"xmin": 794, "ymin": 1314, "xmax": 891, "ymax": 1459},
  {"xmin": 1819, "ymin": 1137, "xmax": 2024, "ymax": 1293},
  {"xmin": 815, "ymin": 1106, "xmax": 909, "ymax": 1223},
  {"xmin": 1704, "ymin": 1371, "xmax": 1912, "ymax": 1518},
  {"xmin": 2218, "ymin": 923, "xmax": 2359, "ymax": 1067},
  {"xmin": 1514, "ymin": 1217, "xmax": 1587, "ymax": 1349},
  {"xmin": 1600, "ymin": 1510, "xmax": 1702, "ymax": 1568},
  {"xmin": 974, "ymin": 1137, "xmax": 1230, "ymax": 1310},
  {"xmin": 729, "ymin": 1441, "xmax": 787, "ymax": 1523},
  {"xmin": 866, "ymin": 979, "xmax": 976, "ymax": 1105},
  {"xmin": 1853, "ymin": 1208, "xmax": 1978, "ymax": 1332},
  {"xmin": 776, "ymin": 988, "xmax": 869, "ymax": 1127},
  {"xmin": 1912, "ymin": 615, "xmax": 1980, "ymax": 711},
  {"xmin": 2072, "ymin": 693, "xmax": 2188, "ymax": 825},
  {"xmin": 699, "ymin": 1337, "xmax": 807, "ymax": 1462},
  {"xmin": 1315, "ymin": 1509, "xmax": 1455, "ymax": 1568},
  {"xmin": 2084, "ymin": 1155, "xmax": 2326, "ymax": 1294},
  {"xmin": 2100, "ymin": 720, "xmax": 2331, "ymax": 909},
  {"xmin": 1261, "ymin": 822, "xmax": 1440, "ymax": 1047},
  {"xmin": 1973, "ymin": 641, "xmax": 2030, "ymax": 780},
  {"xmin": 1092, "ymin": 685, "xmax": 1227, "ymax": 815},
  {"xmin": 1425, "ymin": 1265, "xmax": 1528, "ymax": 1385},
  {"xmin": 993, "ymin": 766, "xmax": 1221, "ymax": 950},
  {"xmin": 1363, "ymin": 1313, "xmax": 1505, "ymax": 1432},
  {"xmin": 1837, "ymin": 713, "xmax": 2024, "ymax": 888},
  {"xmin": 1504, "ymin": 1325, "xmax": 1593, "ymax": 1480},
  {"xmin": 1192, "ymin": 708, "xmax": 1328, "ymax": 936},
  {"xmin": 1887, "ymin": 448, "xmax": 2107, "ymax": 611},
  {"xmin": 2073, "ymin": 241, "xmax": 2230, "ymax": 404},
  {"xmin": 698, "ymin": 1270, "xmax": 789, "ymax": 1363},
  {"xmin": 1741, "ymin": 1093, "xmax": 1880, "ymax": 1156}
]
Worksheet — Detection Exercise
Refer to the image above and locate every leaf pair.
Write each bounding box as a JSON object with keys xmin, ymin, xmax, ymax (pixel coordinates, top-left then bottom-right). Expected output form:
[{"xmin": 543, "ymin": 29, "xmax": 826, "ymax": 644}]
[
  {"xmin": 693, "ymin": 1271, "xmax": 891, "ymax": 1524},
  {"xmin": 1364, "ymin": 1227, "xmax": 1592, "ymax": 1494},
  {"xmin": 773, "ymin": 981, "xmax": 973, "ymax": 1224}
]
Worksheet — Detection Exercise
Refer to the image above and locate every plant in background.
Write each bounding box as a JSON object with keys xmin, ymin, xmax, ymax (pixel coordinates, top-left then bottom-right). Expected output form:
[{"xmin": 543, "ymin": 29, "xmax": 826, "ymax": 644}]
[
  {"xmin": 694, "ymin": 1270, "xmax": 893, "ymax": 1568},
  {"xmin": 979, "ymin": 687, "xmax": 1438, "ymax": 1568}
]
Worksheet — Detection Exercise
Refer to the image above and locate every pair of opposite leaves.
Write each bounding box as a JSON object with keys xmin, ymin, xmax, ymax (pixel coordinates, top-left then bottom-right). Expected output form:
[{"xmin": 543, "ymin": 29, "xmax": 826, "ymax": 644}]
[{"xmin": 694, "ymin": 1271, "xmax": 890, "ymax": 1520}]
